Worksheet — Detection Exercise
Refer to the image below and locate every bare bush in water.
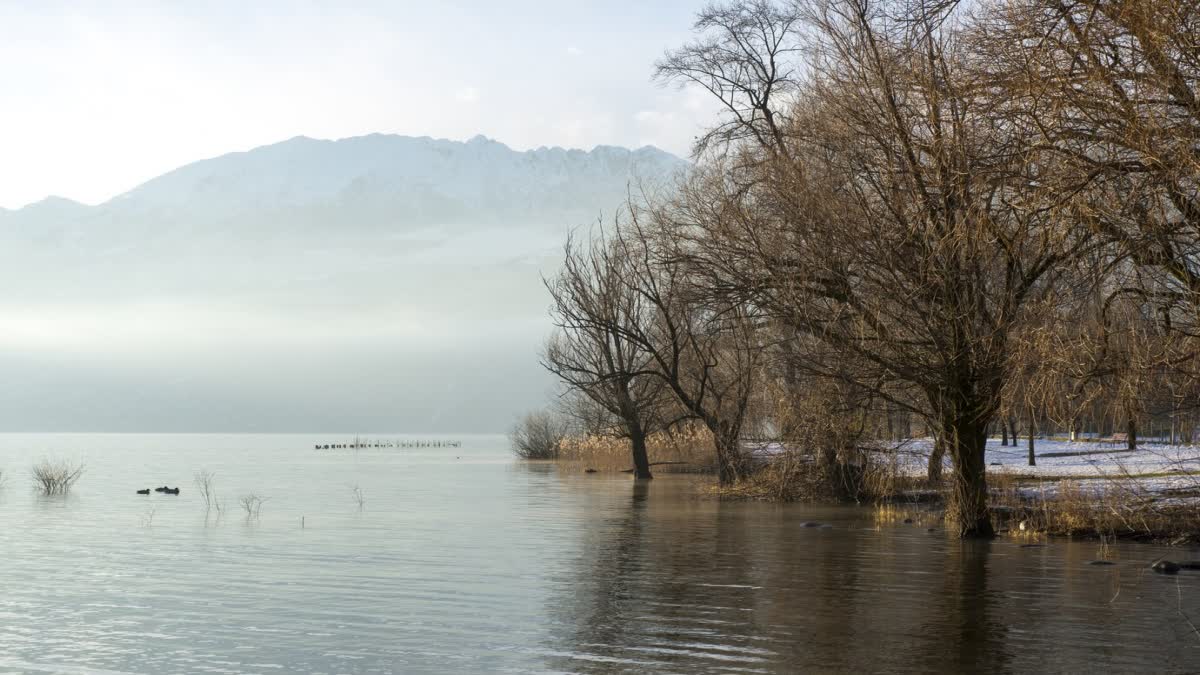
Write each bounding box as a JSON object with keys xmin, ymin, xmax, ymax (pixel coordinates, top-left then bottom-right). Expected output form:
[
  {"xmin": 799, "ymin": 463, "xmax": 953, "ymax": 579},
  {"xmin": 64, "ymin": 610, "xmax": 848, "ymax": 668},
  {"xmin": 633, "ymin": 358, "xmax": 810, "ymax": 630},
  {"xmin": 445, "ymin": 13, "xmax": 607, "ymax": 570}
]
[
  {"xmin": 351, "ymin": 484, "xmax": 365, "ymax": 511},
  {"xmin": 194, "ymin": 470, "xmax": 217, "ymax": 510},
  {"xmin": 509, "ymin": 410, "xmax": 566, "ymax": 460},
  {"xmin": 239, "ymin": 493, "xmax": 267, "ymax": 520},
  {"xmin": 31, "ymin": 459, "xmax": 84, "ymax": 495}
]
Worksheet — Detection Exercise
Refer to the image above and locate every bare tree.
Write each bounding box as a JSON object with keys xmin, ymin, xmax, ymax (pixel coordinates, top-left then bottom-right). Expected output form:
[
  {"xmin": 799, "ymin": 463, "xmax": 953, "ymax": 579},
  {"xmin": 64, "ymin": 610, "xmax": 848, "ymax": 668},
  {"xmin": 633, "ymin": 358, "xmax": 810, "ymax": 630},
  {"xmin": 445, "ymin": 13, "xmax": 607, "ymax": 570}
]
[
  {"xmin": 239, "ymin": 493, "xmax": 267, "ymax": 520},
  {"xmin": 613, "ymin": 213, "xmax": 766, "ymax": 484},
  {"xmin": 656, "ymin": 0, "xmax": 802, "ymax": 158},
  {"xmin": 543, "ymin": 228, "xmax": 667, "ymax": 479},
  {"xmin": 986, "ymin": 0, "xmax": 1200, "ymax": 327},
  {"xmin": 194, "ymin": 470, "xmax": 217, "ymax": 510},
  {"xmin": 660, "ymin": 0, "xmax": 1096, "ymax": 536}
]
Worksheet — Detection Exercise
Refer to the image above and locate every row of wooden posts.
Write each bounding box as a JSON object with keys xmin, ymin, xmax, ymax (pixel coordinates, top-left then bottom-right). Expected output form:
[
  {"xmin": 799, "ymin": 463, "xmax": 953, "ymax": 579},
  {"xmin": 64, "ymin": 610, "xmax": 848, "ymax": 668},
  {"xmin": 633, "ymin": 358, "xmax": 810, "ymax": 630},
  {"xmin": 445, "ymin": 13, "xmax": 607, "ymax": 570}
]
[{"xmin": 315, "ymin": 438, "xmax": 462, "ymax": 450}]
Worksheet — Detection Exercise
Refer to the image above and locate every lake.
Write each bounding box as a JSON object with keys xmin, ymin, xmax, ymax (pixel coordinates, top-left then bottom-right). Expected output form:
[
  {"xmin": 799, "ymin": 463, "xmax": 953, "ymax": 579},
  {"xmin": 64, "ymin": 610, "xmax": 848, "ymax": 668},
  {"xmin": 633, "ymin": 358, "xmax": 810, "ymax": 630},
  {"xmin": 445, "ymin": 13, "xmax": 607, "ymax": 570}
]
[{"xmin": 0, "ymin": 433, "xmax": 1197, "ymax": 673}]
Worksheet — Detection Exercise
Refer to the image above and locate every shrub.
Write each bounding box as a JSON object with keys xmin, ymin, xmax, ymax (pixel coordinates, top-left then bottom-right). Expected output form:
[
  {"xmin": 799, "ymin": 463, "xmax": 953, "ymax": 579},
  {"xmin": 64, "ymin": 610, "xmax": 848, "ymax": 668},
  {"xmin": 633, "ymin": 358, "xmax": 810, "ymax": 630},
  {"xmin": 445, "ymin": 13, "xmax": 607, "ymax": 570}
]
[
  {"xmin": 239, "ymin": 493, "xmax": 267, "ymax": 519},
  {"xmin": 194, "ymin": 470, "xmax": 217, "ymax": 510},
  {"xmin": 31, "ymin": 459, "xmax": 84, "ymax": 495},
  {"xmin": 510, "ymin": 410, "xmax": 566, "ymax": 459}
]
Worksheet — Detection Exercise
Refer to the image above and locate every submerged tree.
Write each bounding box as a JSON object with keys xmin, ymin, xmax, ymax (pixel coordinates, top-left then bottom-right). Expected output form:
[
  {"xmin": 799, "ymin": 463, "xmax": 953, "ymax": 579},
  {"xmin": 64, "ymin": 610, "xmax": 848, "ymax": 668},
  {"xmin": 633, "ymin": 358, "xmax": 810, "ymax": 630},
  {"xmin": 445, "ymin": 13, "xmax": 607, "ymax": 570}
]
[
  {"xmin": 658, "ymin": 0, "xmax": 1096, "ymax": 536},
  {"xmin": 539, "ymin": 0, "xmax": 1200, "ymax": 536},
  {"xmin": 543, "ymin": 229, "xmax": 666, "ymax": 479},
  {"xmin": 611, "ymin": 214, "xmax": 766, "ymax": 484}
]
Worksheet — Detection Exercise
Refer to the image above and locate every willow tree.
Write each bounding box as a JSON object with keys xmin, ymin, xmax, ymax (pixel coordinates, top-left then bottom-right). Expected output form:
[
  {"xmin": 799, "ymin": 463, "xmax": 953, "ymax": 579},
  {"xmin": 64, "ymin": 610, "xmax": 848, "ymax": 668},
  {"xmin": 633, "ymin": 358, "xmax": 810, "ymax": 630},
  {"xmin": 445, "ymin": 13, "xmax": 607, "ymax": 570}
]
[
  {"xmin": 980, "ymin": 0, "xmax": 1200, "ymax": 450},
  {"xmin": 660, "ymin": 0, "xmax": 1093, "ymax": 536},
  {"xmin": 543, "ymin": 231, "xmax": 665, "ymax": 479},
  {"xmin": 987, "ymin": 0, "xmax": 1200, "ymax": 328},
  {"xmin": 614, "ymin": 214, "xmax": 766, "ymax": 484}
]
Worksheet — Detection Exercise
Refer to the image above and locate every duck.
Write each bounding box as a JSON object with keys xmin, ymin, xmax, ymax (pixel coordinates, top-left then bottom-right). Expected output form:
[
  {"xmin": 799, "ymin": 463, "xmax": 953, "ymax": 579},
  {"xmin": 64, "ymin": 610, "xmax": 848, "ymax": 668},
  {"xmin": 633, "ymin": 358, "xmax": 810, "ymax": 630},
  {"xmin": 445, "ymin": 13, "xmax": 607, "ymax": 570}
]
[
  {"xmin": 136, "ymin": 488, "xmax": 150, "ymax": 495},
  {"xmin": 1153, "ymin": 560, "xmax": 1181, "ymax": 574},
  {"xmin": 163, "ymin": 487, "xmax": 180, "ymax": 495}
]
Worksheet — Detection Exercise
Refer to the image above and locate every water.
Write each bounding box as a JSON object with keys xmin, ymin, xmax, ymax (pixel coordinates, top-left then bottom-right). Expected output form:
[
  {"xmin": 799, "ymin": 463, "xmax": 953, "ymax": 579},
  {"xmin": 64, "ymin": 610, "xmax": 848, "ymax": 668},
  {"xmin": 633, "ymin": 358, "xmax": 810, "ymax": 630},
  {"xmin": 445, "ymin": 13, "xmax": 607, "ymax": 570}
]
[{"xmin": 0, "ymin": 433, "xmax": 1198, "ymax": 673}]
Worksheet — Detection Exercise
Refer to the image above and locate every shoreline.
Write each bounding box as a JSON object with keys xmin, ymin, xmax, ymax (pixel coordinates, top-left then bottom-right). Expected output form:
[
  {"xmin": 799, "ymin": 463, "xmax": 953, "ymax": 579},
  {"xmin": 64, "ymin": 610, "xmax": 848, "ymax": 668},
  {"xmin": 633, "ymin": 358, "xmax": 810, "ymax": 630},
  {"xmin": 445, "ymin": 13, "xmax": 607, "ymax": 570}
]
[{"xmin": 547, "ymin": 434, "xmax": 1200, "ymax": 545}]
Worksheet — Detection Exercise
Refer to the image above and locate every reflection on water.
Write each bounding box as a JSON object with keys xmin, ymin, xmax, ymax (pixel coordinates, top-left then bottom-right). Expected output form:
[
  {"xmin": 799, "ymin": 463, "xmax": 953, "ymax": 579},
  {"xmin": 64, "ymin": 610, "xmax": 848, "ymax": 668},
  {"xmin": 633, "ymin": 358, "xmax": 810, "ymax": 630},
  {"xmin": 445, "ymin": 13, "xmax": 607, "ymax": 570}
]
[
  {"xmin": 0, "ymin": 434, "xmax": 1196, "ymax": 673},
  {"xmin": 545, "ymin": 476, "xmax": 1200, "ymax": 673}
]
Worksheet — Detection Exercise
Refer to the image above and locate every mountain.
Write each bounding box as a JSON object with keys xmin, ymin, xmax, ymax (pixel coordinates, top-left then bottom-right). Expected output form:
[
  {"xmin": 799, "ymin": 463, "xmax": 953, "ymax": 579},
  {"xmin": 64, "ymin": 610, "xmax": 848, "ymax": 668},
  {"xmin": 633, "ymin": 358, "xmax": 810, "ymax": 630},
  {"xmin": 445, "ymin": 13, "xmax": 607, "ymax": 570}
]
[
  {"xmin": 0, "ymin": 195, "xmax": 90, "ymax": 228},
  {"xmin": 2, "ymin": 134, "xmax": 686, "ymax": 241},
  {"xmin": 0, "ymin": 134, "xmax": 688, "ymax": 433}
]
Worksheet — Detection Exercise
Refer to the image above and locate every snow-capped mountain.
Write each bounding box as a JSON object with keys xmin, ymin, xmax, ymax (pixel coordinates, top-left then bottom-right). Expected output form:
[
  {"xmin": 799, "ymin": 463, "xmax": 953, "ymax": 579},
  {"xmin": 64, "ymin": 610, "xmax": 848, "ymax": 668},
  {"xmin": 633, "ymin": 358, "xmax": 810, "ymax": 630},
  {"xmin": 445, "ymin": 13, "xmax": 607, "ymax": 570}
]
[{"xmin": 2, "ymin": 133, "xmax": 686, "ymax": 237}]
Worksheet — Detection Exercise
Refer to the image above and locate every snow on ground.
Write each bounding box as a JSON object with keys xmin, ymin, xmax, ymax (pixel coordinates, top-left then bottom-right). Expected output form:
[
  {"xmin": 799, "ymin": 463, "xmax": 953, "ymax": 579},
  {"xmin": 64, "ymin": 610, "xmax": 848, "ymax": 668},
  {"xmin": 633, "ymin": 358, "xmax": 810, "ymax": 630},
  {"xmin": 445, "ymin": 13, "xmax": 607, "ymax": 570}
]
[
  {"xmin": 905, "ymin": 437, "xmax": 1200, "ymax": 498},
  {"xmin": 746, "ymin": 437, "xmax": 1200, "ymax": 499},
  {"xmin": 983, "ymin": 439, "xmax": 1200, "ymax": 478}
]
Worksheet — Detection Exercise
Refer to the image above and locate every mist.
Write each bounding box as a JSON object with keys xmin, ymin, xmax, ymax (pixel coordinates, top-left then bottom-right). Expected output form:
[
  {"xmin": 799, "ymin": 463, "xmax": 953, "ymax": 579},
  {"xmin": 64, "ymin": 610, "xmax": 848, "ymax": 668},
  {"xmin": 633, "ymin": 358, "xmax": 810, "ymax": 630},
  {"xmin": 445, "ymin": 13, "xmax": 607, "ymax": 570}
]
[{"xmin": 0, "ymin": 134, "xmax": 685, "ymax": 432}]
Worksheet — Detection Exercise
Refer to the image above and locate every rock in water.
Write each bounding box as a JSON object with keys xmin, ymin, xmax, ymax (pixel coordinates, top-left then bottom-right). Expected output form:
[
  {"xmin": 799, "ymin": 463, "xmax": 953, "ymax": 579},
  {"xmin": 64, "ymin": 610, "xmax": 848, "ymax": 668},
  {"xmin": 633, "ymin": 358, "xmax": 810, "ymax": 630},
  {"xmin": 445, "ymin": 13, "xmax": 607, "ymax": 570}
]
[
  {"xmin": 1152, "ymin": 560, "xmax": 1181, "ymax": 574},
  {"xmin": 1088, "ymin": 560, "xmax": 1116, "ymax": 566},
  {"xmin": 801, "ymin": 522, "xmax": 823, "ymax": 528}
]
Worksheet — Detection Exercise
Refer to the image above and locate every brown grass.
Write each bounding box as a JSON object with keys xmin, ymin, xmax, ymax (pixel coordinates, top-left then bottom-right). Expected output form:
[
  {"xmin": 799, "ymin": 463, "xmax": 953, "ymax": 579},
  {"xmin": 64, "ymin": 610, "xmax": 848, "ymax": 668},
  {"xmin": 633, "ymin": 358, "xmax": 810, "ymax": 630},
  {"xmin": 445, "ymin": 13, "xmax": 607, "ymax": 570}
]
[
  {"xmin": 717, "ymin": 448, "xmax": 931, "ymax": 503},
  {"xmin": 556, "ymin": 424, "xmax": 715, "ymax": 474},
  {"xmin": 969, "ymin": 471, "xmax": 1200, "ymax": 543}
]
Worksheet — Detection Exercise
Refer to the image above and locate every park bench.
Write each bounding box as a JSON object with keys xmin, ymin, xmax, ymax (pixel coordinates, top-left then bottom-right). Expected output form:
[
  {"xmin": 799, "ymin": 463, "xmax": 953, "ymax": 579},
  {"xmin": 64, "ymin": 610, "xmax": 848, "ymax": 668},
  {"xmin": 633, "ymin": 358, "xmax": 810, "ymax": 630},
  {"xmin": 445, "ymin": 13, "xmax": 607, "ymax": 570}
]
[{"xmin": 1098, "ymin": 432, "xmax": 1128, "ymax": 447}]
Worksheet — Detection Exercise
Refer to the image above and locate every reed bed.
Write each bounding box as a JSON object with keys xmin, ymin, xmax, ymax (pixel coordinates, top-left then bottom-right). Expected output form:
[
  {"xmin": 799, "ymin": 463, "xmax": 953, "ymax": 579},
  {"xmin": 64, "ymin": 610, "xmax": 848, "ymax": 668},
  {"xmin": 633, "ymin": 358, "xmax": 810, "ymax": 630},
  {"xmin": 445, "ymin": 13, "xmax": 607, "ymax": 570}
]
[
  {"xmin": 718, "ymin": 447, "xmax": 923, "ymax": 503},
  {"xmin": 557, "ymin": 424, "xmax": 715, "ymax": 474}
]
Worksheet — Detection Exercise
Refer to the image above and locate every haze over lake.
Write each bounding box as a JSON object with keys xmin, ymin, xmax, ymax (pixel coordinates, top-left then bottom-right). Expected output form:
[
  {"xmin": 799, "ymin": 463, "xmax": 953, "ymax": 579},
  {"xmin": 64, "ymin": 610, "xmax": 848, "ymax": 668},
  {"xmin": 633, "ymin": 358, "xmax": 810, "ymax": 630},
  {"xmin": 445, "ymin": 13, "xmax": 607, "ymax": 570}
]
[{"xmin": 0, "ymin": 134, "xmax": 685, "ymax": 433}]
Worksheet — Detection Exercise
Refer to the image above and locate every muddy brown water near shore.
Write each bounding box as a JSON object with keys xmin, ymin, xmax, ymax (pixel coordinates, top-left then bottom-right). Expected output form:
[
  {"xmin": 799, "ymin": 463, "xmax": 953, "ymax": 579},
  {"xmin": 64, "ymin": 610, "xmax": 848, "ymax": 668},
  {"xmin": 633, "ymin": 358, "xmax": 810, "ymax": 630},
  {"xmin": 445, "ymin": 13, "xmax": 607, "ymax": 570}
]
[{"xmin": 0, "ymin": 433, "xmax": 1197, "ymax": 673}]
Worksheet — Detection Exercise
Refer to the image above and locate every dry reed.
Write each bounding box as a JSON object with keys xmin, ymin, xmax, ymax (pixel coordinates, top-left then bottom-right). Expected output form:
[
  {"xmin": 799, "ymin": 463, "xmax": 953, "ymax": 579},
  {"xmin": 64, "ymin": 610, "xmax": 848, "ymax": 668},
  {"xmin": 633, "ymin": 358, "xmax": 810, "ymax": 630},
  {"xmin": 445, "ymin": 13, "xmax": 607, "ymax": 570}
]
[{"xmin": 556, "ymin": 424, "xmax": 715, "ymax": 473}]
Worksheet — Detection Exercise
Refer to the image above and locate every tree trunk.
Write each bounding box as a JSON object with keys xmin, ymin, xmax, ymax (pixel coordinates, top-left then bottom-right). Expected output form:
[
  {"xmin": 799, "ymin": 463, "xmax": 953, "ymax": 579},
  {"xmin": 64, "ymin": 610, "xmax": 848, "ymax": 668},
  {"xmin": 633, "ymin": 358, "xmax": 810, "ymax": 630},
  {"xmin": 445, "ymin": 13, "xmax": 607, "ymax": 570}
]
[
  {"xmin": 713, "ymin": 430, "xmax": 745, "ymax": 485},
  {"xmin": 928, "ymin": 434, "xmax": 946, "ymax": 483},
  {"xmin": 1001, "ymin": 422, "xmax": 1009, "ymax": 446},
  {"xmin": 945, "ymin": 415, "xmax": 995, "ymax": 539},
  {"xmin": 1127, "ymin": 417, "xmax": 1137, "ymax": 451},
  {"xmin": 1027, "ymin": 428, "xmax": 1036, "ymax": 466},
  {"xmin": 629, "ymin": 423, "xmax": 653, "ymax": 480},
  {"xmin": 1027, "ymin": 407, "xmax": 1036, "ymax": 467}
]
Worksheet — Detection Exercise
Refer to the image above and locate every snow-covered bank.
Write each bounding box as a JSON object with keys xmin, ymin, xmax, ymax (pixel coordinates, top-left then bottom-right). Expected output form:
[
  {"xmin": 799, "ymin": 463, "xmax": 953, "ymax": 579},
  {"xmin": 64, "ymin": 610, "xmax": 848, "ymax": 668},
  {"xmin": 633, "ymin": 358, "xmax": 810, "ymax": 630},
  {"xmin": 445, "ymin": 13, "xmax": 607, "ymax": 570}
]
[
  {"xmin": 737, "ymin": 437, "xmax": 1200, "ymax": 540},
  {"xmin": 887, "ymin": 437, "xmax": 1200, "ymax": 500}
]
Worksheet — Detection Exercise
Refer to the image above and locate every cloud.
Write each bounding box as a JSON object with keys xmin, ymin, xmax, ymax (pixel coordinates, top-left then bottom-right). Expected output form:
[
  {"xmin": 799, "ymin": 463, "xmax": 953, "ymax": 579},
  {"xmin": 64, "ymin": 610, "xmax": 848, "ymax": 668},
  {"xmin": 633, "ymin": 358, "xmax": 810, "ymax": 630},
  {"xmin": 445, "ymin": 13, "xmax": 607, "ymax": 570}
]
[{"xmin": 566, "ymin": 46, "xmax": 583, "ymax": 56}]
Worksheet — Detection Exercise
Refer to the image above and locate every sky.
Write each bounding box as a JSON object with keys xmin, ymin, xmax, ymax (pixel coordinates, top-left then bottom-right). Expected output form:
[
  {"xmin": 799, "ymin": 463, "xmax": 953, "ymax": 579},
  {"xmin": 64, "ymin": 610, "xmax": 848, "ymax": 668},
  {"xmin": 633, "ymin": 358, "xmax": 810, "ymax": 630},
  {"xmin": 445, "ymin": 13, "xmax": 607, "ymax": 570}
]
[{"xmin": 0, "ymin": 0, "xmax": 717, "ymax": 210}]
